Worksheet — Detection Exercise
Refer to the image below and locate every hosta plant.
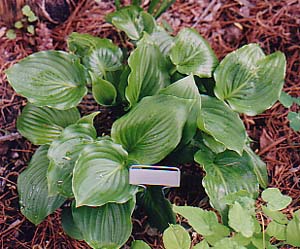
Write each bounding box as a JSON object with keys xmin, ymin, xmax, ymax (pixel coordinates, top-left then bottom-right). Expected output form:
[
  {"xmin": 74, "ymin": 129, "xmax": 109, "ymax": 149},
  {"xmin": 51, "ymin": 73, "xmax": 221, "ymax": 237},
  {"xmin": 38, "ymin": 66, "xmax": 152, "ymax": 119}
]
[
  {"xmin": 5, "ymin": 5, "xmax": 286, "ymax": 249},
  {"xmin": 163, "ymin": 188, "xmax": 300, "ymax": 248}
]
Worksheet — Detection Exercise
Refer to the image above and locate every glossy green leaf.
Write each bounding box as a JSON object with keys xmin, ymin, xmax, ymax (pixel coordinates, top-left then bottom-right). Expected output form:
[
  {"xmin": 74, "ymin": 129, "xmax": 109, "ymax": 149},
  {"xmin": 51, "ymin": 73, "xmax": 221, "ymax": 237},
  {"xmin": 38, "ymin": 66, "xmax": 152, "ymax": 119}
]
[
  {"xmin": 170, "ymin": 28, "xmax": 218, "ymax": 77},
  {"xmin": 17, "ymin": 103, "xmax": 80, "ymax": 145},
  {"xmin": 131, "ymin": 240, "xmax": 151, "ymax": 249},
  {"xmin": 214, "ymin": 44, "xmax": 286, "ymax": 115},
  {"xmin": 288, "ymin": 112, "xmax": 300, "ymax": 131},
  {"xmin": 266, "ymin": 221, "xmax": 286, "ymax": 240},
  {"xmin": 197, "ymin": 95, "xmax": 247, "ymax": 155},
  {"xmin": 173, "ymin": 205, "xmax": 229, "ymax": 240},
  {"xmin": 286, "ymin": 210, "xmax": 300, "ymax": 246},
  {"xmin": 193, "ymin": 240, "xmax": 209, "ymax": 249},
  {"xmin": 163, "ymin": 224, "xmax": 191, "ymax": 249},
  {"xmin": 139, "ymin": 186, "xmax": 176, "ymax": 231},
  {"xmin": 6, "ymin": 51, "xmax": 87, "ymax": 109},
  {"xmin": 61, "ymin": 208, "xmax": 84, "ymax": 240},
  {"xmin": 213, "ymin": 238, "xmax": 247, "ymax": 249},
  {"xmin": 72, "ymin": 198, "xmax": 135, "ymax": 249},
  {"xmin": 261, "ymin": 188, "xmax": 292, "ymax": 211},
  {"xmin": 201, "ymin": 133, "xmax": 226, "ymax": 154},
  {"xmin": 149, "ymin": 27, "xmax": 174, "ymax": 57},
  {"xmin": 106, "ymin": 6, "xmax": 155, "ymax": 40},
  {"xmin": 228, "ymin": 202, "xmax": 255, "ymax": 237},
  {"xmin": 261, "ymin": 206, "xmax": 288, "ymax": 225},
  {"xmin": 18, "ymin": 145, "xmax": 66, "ymax": 225},
  {"xmin": 92, "ymin": 76, "xmax": 117, "ymax": 106},
  {"xmin": 194, "ymin": 146, "xmax": 259, "ymax": 216},
  {"xmin": 47, "ymin": 113, "xmax": 98, "ymax": 197},
  {"xmin": 73, "ymin": 140, "xmax": 138, "ymax": 207},
  {"xmin": 148, "ymin": 0, "xmax": 175, "ymax": 18},
  {"xmin": 244, "ymin": 146, "xmax": 268, "ymax": 188},
  {"xmin": 111, "ymin": 95, "xmax": 193, "ymax": 164},
  {"xmin": 126, "ymin": 35, "xmax": 170, "ymax": 107}
]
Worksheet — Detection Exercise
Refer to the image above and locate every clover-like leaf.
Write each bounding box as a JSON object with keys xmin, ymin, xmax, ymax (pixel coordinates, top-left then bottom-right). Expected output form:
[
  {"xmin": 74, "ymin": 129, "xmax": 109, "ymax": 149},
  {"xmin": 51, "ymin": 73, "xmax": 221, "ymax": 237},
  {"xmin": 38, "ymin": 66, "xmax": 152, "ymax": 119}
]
[
  {"xmin": 170, "ymin": 28, "xmax": 218, "ymax": 77},
  {"xmin": 73, "ymin": 140, "xmax": 138, "ymax": 207},
  {"xmin": 72, "ymin": 198, "xmax": 135, "ymax": 249},
  {"xmin": 17, "ymin": 103, "xmax": 80, "ymax": 145},
  {"xmin": 18, "ymin": 145, "xmax": 66, "ymax": 225},
  {"xmin": 163, "ymin": 224, "xmax": 191, "ymax": 249},
  {"xmin": 126, "ymin": 34, "xmax": 170, "ymax": 107},
  {"xmin": 214, "ymin": 44, "xmax": 286, "ymax": 115},
  {"xmin": 262, "ymin": 188, "xmax": 292, "ymax": 211},
  {"xmin": 197, "ymin": 95, "xmax": 247, "ymax": 155},
  {"xmin": 6, "ymin": 51, "xmax": 87, "ymax": 109},
  {"xmin": 111, "ymin": 95, "xmax": 193, "ymax": 164}
]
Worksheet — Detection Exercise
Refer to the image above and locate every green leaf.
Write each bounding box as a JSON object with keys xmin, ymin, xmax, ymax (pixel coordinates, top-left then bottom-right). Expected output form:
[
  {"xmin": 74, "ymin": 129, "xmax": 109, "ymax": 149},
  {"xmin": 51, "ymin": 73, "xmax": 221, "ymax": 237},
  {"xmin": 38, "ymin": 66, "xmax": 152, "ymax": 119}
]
[
  {"xmin": 149, "ymin": 27, "xmax": 174, "ymax": 57},
  {"xmin": 126, "ymin": 35, "xmax": 170, "ymax": 107},
  {"xmin": 193, "ymin": 240, "xmax": 209, "ymax": 249},
  {"xmin": 286, "ymin": 210, "xmax": 300, "ymax": 246},
  {"xmin": 61, "ymin": 208, "xmax": 84, "ymax": 240},
  {"xmin": 173, "ymin": 205, "xmax": 229, "ymax": 241},
  {"xmin": 250, "ymin": 233, "xmax": 272, "ymax": 249},
  {"xmin": 261, "ymin": 206, "xmax": 289, "ymax": 225},
  {"xmin": 17, "ymin": 145, "xmax": 66, "ymax": 225},
  {"xmin": 243, "ymin": 146, "xmax": 268, "ymax": 188},
  {"xmin": 131, "ymin": 240, "xmax": 151, "ymax": 249},
  {"xmin": 160, "ymin": 75, "xmax": 201, "ymax": 145},
  {"xmin": 111, "ymin": 95, "xmax": 193, "ymax": 164},
  {"xmin": 22, "ymin": 5, "xmax": 33, "ymax": 16},
  {"xmin": 287, "ymin": 111, "xmax": 300, "ymax": 131},
  {"xmin": 266, "ymin": 221, "xmax": 286, "ymax": 240},
  {"xmin": 14, "ymin": 21, "xmax": 23, "ymax": 29},
  {"xmin": 28, "ymin": 15, "xmax": 38, "ymax": 23},
  {"xmin": 163, "ymin": 224, "xmax": 191, "ymax": 249},
  {"xmin": 231, "ymin": 233, "xmax": 251, "ymax": 246},
  {"xmin": 279, "ymin": 91, "xmax": 294, "ymax": 108},
  {"xmin": 72, "ymin": 198, "xmax": 135, "ymax": 249},
  {"xmin": 148, "ymin": 0, "xmax": 176, "ymax": 18},
  {"xmin": 17, "ymin": 103, "xmax": 80, "ymax": 145},
  {"xmin": 138, "ymin": 186, "xmax": 176, "ymax": 231},
  {"xmin": 6, "ymin": 29, "xmax": 16, "ymax": 40},
  {"xmin": 261, "ymin": 188, "xmax": 292, "ymax": 211},
  {"xmin": 194, "ymin": 146, "xmax": 259, "ymax": 216},
  {"xmin": 6, "ymin": 51, "xmax": 87, "ymax": 109},
  {"xmin": 73, "ymin": 140, "xmax": 138, "ymax": 207},
  {"xmin": 228, "ymin": 202, "xmax": 255, "ymax": 237},
  {"xmin": 47, "ymin": 113, "xmax": 98, "ymax": 197},
  {"xmin": 170, "ymin": 28, "xmax": 218, "ymax": 77},
  {"xmin": 201, "ymin": 133, "xmax": 226, "ymax": 154},
  {"xmin": 213, "ymin": 238, "xmax": 247, "ymax": 249},
  {"xmin": 92, "ymin": 76, "xmax": 117, "ymax": 106},
  {"xmin": 106, "ymin": 6, "xmax": 155, "ymax": 40},
  {"xmin": 214, "ymin": 44, "xmax": 286, "ymax": 115},
  {"xmin": 197, "ymin": 95, "xmax": 247, "ymax": 155}
]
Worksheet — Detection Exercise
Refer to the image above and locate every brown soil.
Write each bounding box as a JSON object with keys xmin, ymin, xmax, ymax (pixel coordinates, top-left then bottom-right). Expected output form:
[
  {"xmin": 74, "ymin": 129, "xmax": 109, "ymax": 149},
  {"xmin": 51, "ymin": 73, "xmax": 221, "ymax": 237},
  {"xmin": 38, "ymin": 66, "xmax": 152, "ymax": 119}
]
[{"xmin": 0, "ymin": 0, "xmax": 300, "ymax": 248}]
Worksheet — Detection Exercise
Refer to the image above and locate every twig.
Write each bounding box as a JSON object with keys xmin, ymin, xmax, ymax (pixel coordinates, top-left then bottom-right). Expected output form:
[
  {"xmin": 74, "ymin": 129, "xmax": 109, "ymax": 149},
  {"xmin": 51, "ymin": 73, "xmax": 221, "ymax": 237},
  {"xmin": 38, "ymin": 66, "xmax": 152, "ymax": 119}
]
[{"xmin": 0, "ymin": 132, "xmax": 22, "ymax": 142}]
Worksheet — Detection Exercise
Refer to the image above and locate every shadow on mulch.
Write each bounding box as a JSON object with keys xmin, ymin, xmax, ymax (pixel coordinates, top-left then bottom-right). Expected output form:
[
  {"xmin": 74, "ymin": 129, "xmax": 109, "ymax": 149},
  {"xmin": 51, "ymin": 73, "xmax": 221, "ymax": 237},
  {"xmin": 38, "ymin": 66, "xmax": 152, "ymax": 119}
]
[{"xmin": 0, "ymin": 0, "xmax": 300, "ymax": 248}]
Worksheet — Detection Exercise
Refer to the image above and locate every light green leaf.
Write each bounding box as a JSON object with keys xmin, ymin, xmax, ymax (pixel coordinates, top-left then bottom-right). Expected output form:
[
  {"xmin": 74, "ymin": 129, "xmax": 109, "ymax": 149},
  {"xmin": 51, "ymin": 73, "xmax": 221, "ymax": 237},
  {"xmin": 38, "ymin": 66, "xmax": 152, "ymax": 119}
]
[
  {"xmin": 261, "ymin": 206, "xmax": 289, "ymax": 225},
  {"xmin": 106, "ymin": 6, "xmax": 155, "ymax": 40},
  {"xmin": 244, "ymin": 146, "xmax": 268, "ymax": 188},
  {"xmin": 251, "ymin": 233, "xmax": 272, "ymax": 249},
  {"xmin": 47, "ymin": 113, "xmax": 98, "ymax": 197},
  {"xmin": 231, "ymin": 233, "xmax": 251, "ymax": 246},
  {"xmin": 163, "ymin": 224, "xmax": 191, "ymax": 249},
  {"xmin": 149, "ymin": 27, "xmax": 174, "ymax": 57},
  {"xmin": 173, "ymin": 205, "xmax": 230, "ymax": 239},
  {"xmin": 194, "ymin": 146, "xmax": 259, "ymax": 216},
  {"xmin": 266, "ymin": 221, "xmax": 286, "ymax": 240},
  {"xmin": 111, "ymin": 95, "xmax": 193, "ymax": 164},
  {"xmin": 131, "ymin": 240, "xmax": 151, "ymax": 249},
  {"xmin": 228, "ymin": 202, "xmax": 255, "ymax": 237},
  {"xmin": 6, "ymin": 29, "xmax": 16, "ymax": 40},
  {"xmin": 92, "ymin": 76, "xmax": 117, "ymax": 106},
  {"xmin": 286, "ymin": 210, "xmax": 300, "ymax": 246},
  {"xmin": 201, "ymin": 133, "xmax": 226, "ymax": 154},
  {"xmin": 126, "ymin": 35, "xmax": 170, "ymax": 107},
  {"xmin": 279, "ymin": 91, "xmax": 294, "ymax": 108},
  {"xmin": 22, "ymin": 5, "xmax": 33, "ymax": 16},
  {"xmin": 197, "ymin": 95, "xmax": 247, "ymax": 155},
  {"xmin": 213, "ymin": 238, "xmax": 247, "ymax": 249},
  {"xmin": 288, "ymin": 111, "xmax": 300, "ymax": 131},
  {"xmin": 18, "ymin": 145, "xmax": 66, "ymax": 225},
  {"xmin": 6, "ymin": 51, "xmax": 87, "ymax": 109},
  {"xmin": 61, "ymin": 208, "xmax": 84, "ymax": 240},
  {"xmin": 214, "ymin": 44, "xmax": 286, "ymax": 115},
  {"xmin": 72, "ymin": 198, "xmax": 135, "ymax": 249},
  {"xmin": 193, "ymin": 240, "xmax": 209, "ymax": 249},
  {"xmin": 17, "ymin": 103, "xmax": 80, "ymax": 145},
  {"xmin": 170, "ymin": 28, "xmax": 218, "ymax": 77},
  {"xmin": 73, "ymin": 140, "xmax": 138, "ymax": 207},
  {"xmin": 14, "ymin": 21, "xmax": 23, "ymax": 29},
  {"xmin": 148, "ymin": 0, "xmax": 175, "ymax": 18},
  {"xmin": 261, "ymin": 188, "xmax": 292, "ymax": 211},
  {"xmin": 27, "ymin": 25, "xmax": 35, "ymax": 34}
]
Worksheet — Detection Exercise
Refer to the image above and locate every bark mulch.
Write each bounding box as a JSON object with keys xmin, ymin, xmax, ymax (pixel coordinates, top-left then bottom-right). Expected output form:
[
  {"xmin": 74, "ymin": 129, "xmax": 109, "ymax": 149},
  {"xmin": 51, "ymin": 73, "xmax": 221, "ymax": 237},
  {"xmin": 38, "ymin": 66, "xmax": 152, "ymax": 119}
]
[{"xmin": 0, "ymin": 0, "xmax": 300, "ymax": 248}]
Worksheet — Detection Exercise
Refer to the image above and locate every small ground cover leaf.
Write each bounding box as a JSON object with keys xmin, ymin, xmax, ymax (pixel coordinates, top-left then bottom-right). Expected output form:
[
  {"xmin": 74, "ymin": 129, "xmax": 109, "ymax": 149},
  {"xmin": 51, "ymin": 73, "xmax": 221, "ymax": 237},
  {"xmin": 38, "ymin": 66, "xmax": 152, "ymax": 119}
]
[
  {"xmin": 163, "ymin": 224, "xmax": 191, "ymax": 249},
  {"xmin": 261, "ymin": 188, "xmax": 292, "ymax": 211}
]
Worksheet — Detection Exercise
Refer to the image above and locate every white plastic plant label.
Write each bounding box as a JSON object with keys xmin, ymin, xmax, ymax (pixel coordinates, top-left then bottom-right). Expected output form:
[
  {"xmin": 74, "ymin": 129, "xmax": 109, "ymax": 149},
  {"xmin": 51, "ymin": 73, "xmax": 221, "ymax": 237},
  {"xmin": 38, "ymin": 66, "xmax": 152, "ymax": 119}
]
[{"xmin": 129, "ymin": 165, "xmax": 180, "ymax": 187}]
